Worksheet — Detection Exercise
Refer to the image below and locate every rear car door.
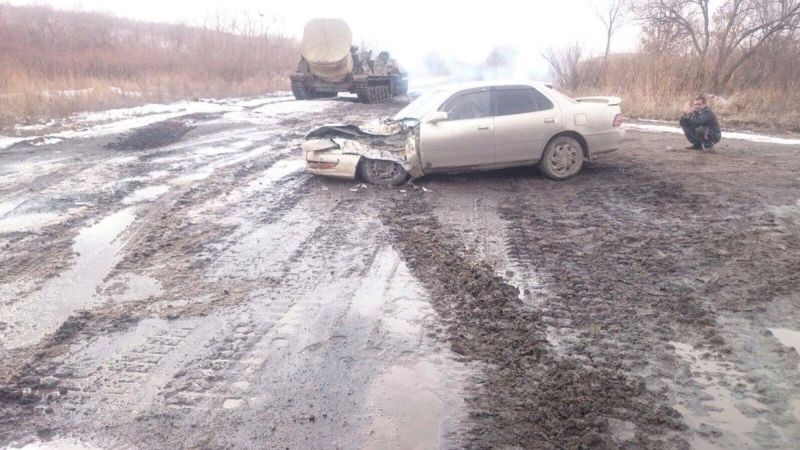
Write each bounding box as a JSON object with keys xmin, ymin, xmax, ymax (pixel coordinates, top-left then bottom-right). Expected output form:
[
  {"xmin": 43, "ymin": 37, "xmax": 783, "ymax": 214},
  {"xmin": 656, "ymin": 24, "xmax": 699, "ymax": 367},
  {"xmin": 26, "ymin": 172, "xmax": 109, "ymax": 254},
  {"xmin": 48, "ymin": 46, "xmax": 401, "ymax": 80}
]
[
  {"xmin": 492, "ymin": 86, "xmax": 559, "ymax": 164},
  {"xmin": 419, "ymin": 88, "xmax": 494, "ymax": 171}
]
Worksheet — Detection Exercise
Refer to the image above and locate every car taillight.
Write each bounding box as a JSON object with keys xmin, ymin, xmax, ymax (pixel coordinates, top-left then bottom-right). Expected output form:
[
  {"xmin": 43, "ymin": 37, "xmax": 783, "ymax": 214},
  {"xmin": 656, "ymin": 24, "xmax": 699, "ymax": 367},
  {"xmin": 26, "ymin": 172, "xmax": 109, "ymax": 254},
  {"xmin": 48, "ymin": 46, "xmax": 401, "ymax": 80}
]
[{"xmin": 613, "ymin": 114, "xmax": 623, "ymax": 127}]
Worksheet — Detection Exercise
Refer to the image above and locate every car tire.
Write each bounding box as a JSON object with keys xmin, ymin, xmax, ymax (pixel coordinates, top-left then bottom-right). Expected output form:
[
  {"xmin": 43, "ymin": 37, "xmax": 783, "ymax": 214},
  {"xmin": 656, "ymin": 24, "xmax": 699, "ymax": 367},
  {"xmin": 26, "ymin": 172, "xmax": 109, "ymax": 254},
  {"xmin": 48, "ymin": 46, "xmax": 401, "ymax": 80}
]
[
  {"xmin": 539, "ymin": 136, "xmax": 585, "ymax": 180},
  {"xmin": 358, "ymin": 158, "xmax": 409, "ymax": 186}
]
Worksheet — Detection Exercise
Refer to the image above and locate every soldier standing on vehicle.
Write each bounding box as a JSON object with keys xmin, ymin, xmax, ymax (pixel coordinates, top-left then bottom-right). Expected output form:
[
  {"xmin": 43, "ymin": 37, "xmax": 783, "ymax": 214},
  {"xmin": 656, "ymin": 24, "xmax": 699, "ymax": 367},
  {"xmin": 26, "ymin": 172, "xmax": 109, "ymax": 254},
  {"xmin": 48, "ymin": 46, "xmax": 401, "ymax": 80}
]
[{"xmin": 680, "ymin": 95, "xmax": 721, "ymax": 151}]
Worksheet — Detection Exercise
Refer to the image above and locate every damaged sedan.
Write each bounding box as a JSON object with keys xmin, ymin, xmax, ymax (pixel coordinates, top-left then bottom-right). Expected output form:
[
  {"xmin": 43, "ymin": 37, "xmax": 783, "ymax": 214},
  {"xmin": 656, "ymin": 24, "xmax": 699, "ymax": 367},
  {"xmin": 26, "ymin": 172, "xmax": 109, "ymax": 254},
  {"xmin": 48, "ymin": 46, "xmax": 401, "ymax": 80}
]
[{"xmin": 302, "ymin": 81, "xmax": 624, "ymax": 185}]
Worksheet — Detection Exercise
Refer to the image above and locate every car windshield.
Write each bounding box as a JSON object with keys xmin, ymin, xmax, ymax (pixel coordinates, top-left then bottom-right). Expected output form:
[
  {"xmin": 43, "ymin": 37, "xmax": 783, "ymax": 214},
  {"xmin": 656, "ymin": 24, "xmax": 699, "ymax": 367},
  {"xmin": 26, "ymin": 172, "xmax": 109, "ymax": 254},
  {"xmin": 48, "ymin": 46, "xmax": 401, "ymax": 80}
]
[{"xmin": 392, "ymin": 89, "xmax": 449, "ymax": 121}]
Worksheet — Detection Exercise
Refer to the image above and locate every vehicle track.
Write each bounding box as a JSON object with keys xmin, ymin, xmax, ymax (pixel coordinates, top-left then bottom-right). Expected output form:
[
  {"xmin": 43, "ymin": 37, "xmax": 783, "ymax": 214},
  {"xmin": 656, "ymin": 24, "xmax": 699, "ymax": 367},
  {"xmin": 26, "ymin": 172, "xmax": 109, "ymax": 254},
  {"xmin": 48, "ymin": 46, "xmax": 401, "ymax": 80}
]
[{"xmin": 2, "ymin": 96, "xmax": 800, "ymax": 449}]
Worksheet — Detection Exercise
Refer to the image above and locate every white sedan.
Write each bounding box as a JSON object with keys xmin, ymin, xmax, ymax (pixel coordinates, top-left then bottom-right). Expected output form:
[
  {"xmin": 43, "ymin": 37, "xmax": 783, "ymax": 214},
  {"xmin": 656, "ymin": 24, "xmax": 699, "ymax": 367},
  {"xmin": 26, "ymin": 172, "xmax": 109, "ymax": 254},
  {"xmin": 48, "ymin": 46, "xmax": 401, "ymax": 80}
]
[{"xmin": 302, "ymin": 81, "xmax": 624, "ymax": 185}]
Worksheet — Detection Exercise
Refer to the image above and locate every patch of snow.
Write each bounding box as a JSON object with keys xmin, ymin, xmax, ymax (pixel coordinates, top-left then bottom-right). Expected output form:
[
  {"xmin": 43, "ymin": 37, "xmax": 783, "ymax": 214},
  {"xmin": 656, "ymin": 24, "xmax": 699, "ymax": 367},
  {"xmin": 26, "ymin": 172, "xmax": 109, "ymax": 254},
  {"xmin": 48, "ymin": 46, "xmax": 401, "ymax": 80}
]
[
  {"xmin": 29, "ymin": 137, "xmax": 64, "ymax": 147},
  {"xmin": 122, "ymin": 185, "xmax": 170, "ymax": 204},
  {"xmin": 9, "ymin": 438, "xmax": 103, "ymax": 450},
  {"xmin": 14, "ymin": 119, "xmax": 59, "ymax": 133},
  {"xmin": 623, "ymin": 123, "xmax": 800, "ymax": 146},
  {"xmin": 0, "ymin": 137, "xmax": 28, "ymax": 149},
  {"xmin": 109, "ymin": 86, "xmax": 143, "ymax": 97},
  {"xmin": 147, "ymin": 170, "xmax": 171, "ymax": 179},
  {"xmin": 0, "ymin": 159, "xmax": 70, "ymax": 186},
  {"xmin": 770, "ymin": 328, "xmax": 800, "ymax": 356},
  {"xmin": 40, "ymin": 88, "xmax": 94, "ymax": 98},
  {"xmin": 0, "ymin": 94, "xmax": 327, "ymax": 152},
  {"xmin": 0, "ymin": 197, "xmax": 27, "ymax": 216},
  {"xmin": 0, "ymin": 212, "xmax": 63, "ymax": 233}
]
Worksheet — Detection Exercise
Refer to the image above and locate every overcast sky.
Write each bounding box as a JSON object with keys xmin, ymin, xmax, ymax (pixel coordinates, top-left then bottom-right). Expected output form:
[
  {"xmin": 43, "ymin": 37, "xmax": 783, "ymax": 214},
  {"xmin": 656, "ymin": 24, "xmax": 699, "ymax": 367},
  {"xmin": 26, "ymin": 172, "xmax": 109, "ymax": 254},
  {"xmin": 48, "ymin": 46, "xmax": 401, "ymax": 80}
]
[{"xmin": 7, "ymin": 0, "xmax": 642, "ymax": 77}]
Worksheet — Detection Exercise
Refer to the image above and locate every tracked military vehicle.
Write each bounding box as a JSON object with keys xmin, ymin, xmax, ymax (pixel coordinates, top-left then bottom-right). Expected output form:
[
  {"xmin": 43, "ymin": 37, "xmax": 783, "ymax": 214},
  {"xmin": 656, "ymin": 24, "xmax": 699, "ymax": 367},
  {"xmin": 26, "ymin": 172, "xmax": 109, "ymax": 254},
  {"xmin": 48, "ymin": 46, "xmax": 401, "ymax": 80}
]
[{"xmin": 290, "ymin": 18, "xmax": 408, "ymax": 103}]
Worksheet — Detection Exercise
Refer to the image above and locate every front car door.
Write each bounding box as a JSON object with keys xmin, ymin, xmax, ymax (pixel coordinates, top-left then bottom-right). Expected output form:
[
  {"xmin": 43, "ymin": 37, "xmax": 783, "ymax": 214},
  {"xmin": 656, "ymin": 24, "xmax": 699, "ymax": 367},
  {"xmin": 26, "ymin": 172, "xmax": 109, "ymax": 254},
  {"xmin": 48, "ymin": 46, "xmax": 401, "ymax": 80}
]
[
  {"xmin": 492, "ymin": 85, "xmax": 559, "ymax": 164},
  {"xmin": 419, "ymin": 88, "xmax": 494, "ymax": 171}
]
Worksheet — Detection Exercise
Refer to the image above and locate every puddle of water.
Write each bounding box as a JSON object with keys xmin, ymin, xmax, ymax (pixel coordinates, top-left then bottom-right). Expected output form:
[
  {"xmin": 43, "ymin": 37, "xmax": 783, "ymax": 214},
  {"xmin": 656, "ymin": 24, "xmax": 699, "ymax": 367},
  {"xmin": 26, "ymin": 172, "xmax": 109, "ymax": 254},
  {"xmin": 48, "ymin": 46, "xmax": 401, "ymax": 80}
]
[
  {"xmin": 381, "ymin": 264, "xmax": 433, "ymax": 339},
  {"xmin": 0, "ymin": 212, "xmax": 62, "ymax": 233},
  {"xmin": 350, "ymin": 247, "xmax": 401, "ymax": 318},
  {"xmin": 348, "ymin": 247, "xmax": 434, "ymax": 340},
  {"xmin": 355, "ymin": 246, "xmax": 466, "ymax": 449},
  {"xmin": 769, "ymin": 328, "xmax": 800, "ymax": 356},
  {"xmin": 0, "ymin": 207, "xmax": 136, "ymax": 350},
  {"xmin": 121, "ymin": 184, "xmax": 170, "ymax": 204},
  {"xmin": 364, "ymin": 359, "xmax": 450, "ymax": 450},
  {"xmin": 671, "ymin": 341, "xmax": 763, "ymax": 449},
  {"xmin": 223, "ymin": 398, "xmax": 243, "ymax": 409}
]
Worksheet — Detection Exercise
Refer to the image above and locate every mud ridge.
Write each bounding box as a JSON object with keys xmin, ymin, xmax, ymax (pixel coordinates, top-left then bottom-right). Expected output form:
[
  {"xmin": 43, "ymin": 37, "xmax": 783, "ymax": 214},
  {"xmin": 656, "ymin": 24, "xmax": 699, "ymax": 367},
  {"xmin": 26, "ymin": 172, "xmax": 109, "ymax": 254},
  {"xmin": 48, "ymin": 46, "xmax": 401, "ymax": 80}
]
[
  {"xmin": 382, "ymin": 191, "xmax": 684, "ymax": 449},
  {"xmin": 105, "ymin": 119, "xmax": 195, "ymax": 150}
]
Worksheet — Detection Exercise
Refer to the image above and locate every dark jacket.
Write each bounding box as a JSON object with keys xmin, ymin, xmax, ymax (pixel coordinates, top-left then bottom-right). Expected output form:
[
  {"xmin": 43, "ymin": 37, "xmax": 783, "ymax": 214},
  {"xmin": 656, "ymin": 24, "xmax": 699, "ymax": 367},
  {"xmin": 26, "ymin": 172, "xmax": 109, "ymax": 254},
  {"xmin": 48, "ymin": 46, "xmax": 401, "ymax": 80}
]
[{"xmin": 681, "ymin": 106, "xmax": 721, "ymax": 142}]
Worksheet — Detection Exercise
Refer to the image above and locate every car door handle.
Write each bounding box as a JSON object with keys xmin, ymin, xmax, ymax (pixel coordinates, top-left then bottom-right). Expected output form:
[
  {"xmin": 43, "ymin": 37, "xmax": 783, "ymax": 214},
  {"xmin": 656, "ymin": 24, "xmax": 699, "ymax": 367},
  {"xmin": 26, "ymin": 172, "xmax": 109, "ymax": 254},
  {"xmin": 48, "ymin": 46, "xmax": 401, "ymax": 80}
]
[
  {"xmin": 477, "ymin": 125, "xmax": 491, "ymax": 130},
  {"xmin": 544, "ymin": 118, "xmax": 556, "ymax": 124}
]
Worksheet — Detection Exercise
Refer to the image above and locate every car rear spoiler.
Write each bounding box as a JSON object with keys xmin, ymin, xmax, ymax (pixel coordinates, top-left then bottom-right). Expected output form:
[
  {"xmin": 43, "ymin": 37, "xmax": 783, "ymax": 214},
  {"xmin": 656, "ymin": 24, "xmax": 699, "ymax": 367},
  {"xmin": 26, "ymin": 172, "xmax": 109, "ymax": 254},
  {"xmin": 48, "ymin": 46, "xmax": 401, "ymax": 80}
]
[{"xmin": 574, "ymin": 96, "xmax": 622, "ymax": 106}]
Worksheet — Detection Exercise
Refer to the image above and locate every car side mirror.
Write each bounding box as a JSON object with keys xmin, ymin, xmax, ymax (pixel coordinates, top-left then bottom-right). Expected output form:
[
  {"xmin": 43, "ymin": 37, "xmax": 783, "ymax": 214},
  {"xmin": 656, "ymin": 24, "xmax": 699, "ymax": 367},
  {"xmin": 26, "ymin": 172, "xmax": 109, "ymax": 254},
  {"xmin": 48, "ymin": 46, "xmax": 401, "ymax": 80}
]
[{"xmin": 427, "ymin": 111, "xmax": 448, "ymax": 124}]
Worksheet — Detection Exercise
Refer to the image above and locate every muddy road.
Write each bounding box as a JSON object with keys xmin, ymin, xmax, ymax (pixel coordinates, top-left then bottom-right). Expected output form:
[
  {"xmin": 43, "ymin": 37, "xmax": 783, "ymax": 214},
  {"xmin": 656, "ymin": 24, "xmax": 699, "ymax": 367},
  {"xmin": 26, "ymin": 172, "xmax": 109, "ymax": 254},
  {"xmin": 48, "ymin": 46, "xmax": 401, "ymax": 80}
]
[{"xmin": 1, "ymin": 94, "xmax": 799, "ymax": 449}]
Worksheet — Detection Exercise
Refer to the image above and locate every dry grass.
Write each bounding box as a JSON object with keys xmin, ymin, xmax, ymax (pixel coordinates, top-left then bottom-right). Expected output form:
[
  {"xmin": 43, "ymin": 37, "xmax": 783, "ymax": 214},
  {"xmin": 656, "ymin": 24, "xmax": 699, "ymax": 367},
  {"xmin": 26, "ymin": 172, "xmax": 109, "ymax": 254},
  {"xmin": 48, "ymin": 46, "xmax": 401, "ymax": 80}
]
[
  {"xmin": 563, "ymin": 44, "xmax": 800, "ymax": 132},
  {"xmin": 0, "ymin": 4, "xmax": 299, "ymax": 132}
]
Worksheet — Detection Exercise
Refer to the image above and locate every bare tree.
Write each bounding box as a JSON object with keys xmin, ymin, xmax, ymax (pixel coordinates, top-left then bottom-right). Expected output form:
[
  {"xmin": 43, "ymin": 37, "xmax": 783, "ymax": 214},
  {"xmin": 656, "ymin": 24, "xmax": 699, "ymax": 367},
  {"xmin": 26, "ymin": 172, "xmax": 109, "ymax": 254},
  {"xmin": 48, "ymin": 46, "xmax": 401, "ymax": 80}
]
[
  {"xmin": 635, "ymin": 0, "xmax": 711, "ymax": 62},
  {"xmin": 636, "ymin": 0, "xmax": 800, "ymax": 91},
  {"xmin": 711, "ymin": 0, "xmax": 800, "ymax": 88},
  {"xmin": 542, "ymin": 44, "xmax": 584, "ymax": 90},
  {"xmin": 589, "ymin": 0, "xmax": 631, "ymax": 64}
]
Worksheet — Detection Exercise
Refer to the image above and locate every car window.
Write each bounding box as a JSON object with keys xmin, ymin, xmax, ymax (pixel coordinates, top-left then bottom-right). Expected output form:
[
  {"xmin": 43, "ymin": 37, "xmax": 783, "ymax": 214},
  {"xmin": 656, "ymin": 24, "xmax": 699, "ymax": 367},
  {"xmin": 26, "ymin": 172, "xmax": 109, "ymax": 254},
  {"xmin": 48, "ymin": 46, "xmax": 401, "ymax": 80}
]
[
  {"xmin": 529, "ymin": 87, "xmax": 554, "ymax": 111},
  {"xmin": 494, "ymin": 88, "xmax": 538, "ymax": 115},
  {"xmin": 392, "ymin": 89, "xmax": 450, "ymax": 121},
  {"xmin": 494, "ymin": 87, "xmax": 554, "ymax": 115},
  {"xmin": 440, "ymin": 90, "xmax": 491, "ymax": 121}
]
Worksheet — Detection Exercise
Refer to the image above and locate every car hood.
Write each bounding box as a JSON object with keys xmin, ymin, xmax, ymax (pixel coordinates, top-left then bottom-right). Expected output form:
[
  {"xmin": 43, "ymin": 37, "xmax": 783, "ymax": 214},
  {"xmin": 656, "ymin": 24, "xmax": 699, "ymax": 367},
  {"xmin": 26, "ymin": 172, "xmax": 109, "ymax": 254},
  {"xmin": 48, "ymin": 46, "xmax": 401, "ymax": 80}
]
[{"xmin": 305, "ymin": 119, "xmax": 410, "ymax": 151}]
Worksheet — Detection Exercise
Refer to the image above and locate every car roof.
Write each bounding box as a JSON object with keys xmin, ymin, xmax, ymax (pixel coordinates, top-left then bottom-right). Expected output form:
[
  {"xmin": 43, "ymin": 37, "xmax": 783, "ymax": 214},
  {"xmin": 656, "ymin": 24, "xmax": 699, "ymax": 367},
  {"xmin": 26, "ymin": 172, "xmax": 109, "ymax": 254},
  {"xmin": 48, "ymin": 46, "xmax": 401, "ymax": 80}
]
[{"xmin": 428, "ymin": 80, "xmax": 554, "ymax": 95}]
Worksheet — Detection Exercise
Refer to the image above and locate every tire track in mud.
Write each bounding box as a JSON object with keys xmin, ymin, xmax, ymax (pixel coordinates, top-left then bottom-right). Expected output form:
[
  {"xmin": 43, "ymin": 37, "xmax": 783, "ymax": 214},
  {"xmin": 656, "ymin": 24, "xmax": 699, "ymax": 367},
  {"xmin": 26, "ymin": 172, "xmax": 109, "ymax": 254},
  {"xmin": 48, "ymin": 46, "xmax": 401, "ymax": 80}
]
[
  {"xmin": 0, "ymin": 98, "xmax": 406, "ymax": 446},
  {"xmin": 41, "ymin": 194, "xmax": 386, "ymax": 448},
  {"xmin": 382, "ymin": 191, "xmax": 684, "ymax": 449},
  {"xmin": 495, "ymin": 161, "xmax": 800, "ymax": 447},
  {"xmin": 158, "ymin": 197, "xmax": 365, "ymax": 411},
  {"xmin": 0, "ymin": 100, "xmax": 339, "ymax": 308},
  {"xmin": 0, "ymin": 186, "xmax": 386, "ymax": 448},
  {"xmin": 0, "ymin": 149, "xmax": 314, "ymax": 446},
  {"xmin": 0, "ymin": 125, "xmax": 270, "ymax": 307},
  {"xmin": 499, "ymin": 162, "xmax": 799, "ymax": 349}
]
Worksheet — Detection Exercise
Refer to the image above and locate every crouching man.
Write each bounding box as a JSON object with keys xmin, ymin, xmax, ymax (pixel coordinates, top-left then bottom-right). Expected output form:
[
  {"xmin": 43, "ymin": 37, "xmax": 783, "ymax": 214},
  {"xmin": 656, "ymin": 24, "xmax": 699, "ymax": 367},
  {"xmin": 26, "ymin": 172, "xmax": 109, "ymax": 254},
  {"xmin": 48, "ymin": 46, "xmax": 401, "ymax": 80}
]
[{"xmin": 680, "ymin": 95, "xmax": 721, "ymax": 150}]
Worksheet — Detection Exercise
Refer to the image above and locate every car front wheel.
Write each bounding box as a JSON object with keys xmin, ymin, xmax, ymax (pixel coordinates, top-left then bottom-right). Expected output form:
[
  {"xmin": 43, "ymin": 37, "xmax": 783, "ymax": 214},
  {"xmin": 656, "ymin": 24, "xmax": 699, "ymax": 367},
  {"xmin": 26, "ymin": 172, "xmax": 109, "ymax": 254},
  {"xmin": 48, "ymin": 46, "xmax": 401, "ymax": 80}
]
[
  {"xmin": 358, "ymin": 158, "xmax": 409, "ymax": 186},
  {"xmin": 539, "ymin": 136, "xmax": 584, "ymax": 180}
]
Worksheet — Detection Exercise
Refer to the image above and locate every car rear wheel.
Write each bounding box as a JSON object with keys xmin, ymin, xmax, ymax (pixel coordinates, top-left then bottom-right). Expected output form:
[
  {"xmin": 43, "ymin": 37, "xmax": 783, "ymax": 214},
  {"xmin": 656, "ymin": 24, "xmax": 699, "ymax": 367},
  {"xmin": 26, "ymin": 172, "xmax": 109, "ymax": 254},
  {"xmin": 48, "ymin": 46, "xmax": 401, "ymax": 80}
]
[
  {"xmin": 358, "ymin": 158, "xmax": 409, "ymax": 186},
  {"xmin": 539, "ymin": 136, "xmax": 584, "ymax": 180}
]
